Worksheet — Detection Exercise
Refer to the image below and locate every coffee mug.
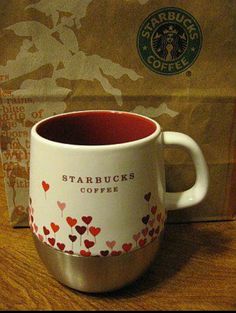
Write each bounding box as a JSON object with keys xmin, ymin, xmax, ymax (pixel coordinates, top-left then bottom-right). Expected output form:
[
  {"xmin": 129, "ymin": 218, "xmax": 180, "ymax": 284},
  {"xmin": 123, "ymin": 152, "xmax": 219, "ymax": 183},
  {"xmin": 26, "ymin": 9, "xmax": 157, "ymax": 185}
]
[{"xmin": 29, "ymin": 110, "xmax": 209, "ymax": 292}]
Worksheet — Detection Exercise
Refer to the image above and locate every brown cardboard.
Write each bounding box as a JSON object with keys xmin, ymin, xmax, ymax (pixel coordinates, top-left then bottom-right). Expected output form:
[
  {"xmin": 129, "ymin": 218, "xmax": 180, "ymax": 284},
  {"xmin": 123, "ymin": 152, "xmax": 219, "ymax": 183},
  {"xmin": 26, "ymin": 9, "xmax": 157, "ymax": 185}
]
[{"xmin": 0, "ymin": 0, "xmax": 235, "ymax": 226}]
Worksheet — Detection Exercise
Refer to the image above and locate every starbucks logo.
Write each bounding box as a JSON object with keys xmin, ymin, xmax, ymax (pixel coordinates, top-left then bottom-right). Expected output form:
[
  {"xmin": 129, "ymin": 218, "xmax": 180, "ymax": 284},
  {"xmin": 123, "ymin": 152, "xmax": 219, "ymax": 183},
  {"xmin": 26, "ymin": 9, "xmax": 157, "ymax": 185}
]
[{"xmin": 137, "ymin": 7, "xmax": 202, "ymax": 75}]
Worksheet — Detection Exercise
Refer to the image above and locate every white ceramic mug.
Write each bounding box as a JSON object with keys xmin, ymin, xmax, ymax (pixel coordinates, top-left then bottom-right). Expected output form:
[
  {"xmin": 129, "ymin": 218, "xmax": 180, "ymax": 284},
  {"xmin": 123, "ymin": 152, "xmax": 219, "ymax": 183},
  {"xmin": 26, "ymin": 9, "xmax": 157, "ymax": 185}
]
[{"xmin": 29, "ymin": 110, "xmax": 209, "ymax": 292}]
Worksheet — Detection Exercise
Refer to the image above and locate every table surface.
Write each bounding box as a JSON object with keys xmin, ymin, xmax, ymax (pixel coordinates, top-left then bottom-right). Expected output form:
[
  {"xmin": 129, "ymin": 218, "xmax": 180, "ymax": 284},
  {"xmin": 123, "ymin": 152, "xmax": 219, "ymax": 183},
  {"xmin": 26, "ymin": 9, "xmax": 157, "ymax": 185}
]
[{"xmin": 0, "ymin": 175, "xmax": 235, "ymax": 311}]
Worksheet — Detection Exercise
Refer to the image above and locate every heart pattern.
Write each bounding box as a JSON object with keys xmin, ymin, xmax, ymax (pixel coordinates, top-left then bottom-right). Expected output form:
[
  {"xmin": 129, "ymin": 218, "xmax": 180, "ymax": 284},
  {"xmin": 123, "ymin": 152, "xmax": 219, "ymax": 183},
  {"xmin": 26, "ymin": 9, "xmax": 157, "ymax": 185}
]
[{"xmin": 31, "ymin": 190, "xmax": 163, "ymax": 257}]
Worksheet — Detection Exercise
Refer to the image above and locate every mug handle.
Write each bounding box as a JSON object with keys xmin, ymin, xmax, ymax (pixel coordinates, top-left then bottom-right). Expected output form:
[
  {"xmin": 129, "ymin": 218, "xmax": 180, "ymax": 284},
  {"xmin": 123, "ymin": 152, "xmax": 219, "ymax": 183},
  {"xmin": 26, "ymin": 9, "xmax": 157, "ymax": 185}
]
[{"xmin": 163, "ymin": 131, "xmax": 209, "ymax": 210}]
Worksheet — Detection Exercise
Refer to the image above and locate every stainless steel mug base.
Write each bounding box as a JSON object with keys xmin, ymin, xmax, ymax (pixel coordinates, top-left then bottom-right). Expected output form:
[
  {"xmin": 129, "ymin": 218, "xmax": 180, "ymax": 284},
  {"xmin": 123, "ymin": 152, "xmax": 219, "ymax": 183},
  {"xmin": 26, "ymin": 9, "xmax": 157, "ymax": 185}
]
[{"xmin": 33, "ymin": 234, "xmax": 162, "ymax": 293}]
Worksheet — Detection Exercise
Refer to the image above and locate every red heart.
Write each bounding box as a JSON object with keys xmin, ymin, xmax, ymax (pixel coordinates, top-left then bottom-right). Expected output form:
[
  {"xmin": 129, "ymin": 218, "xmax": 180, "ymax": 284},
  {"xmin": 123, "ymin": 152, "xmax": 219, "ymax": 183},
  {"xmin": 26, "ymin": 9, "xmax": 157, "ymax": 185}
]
[
  {"xmin": 139, "ymin": 238, "xmax": 147, "ymax": 248},
  {"xmin": 69, "ymin": 235, "xmax": 77, "ymax": 242},
  {"xmin": 48, "ymin": 237, "xmax": 55, "ymax": 246},
  {"xmin": 89, "ymin": 226, "xmax": 101, "ymax": 237},
  {"xmin": 43, "ymin": 226, "xmax": 50, "ymax": 236},
  {"xmin": 75, "ymin": 225, "xmax": 87, "ymax": 235},
  {"xmin": 51, "ymin": 222, "xmax": 60, "ymax": 233},
  {"xmin": 144, "ymin": 192, "xmax": 151, "ymax": 202},
  {"xmin": 149, "ymin": 228, "xmax": 154, "ymax": 237},
  {"xmin": 152, "ymin": 236, "xmax": 158, "ymax": 242},
  {"xmin": 149, "ymin": 218, "xmax": 155, "ymax": 227},
  {"xmin": 100, "ymin": 250, "xmax": 109, "ymax": 257},
  {"xmin": 66, "ymin": 217, "xmax": 77, "ymax": 228},
  {"xmin": 142, "ymin": 215, "xmax": 150, "ymax": 225},
  {"xmin": 57, "ymin": 242, "xmax": 65, "ymax": 251},
  {"xmin": 38, "ymin": 234, "xmax": 44, "ymax": 242},
  {"xmin": 80, "ymin": 250, "xmax": 91, "ymax": 257},
  {"xmin": 42, "ymin": 181, "xmax": 50, "ymax": 192},
  {"xmin": 111, "ymin": 251, "xmax": 122, "ymax": 257},
  {"xmin": 155, "ymin": 226, "xmax": 160, "ymax": 235},
  {"xmin": 106, "ymin": 240, "xmax": 116, "ymax": 250},
  {"xmin": 133, "ymin": 232, "xmax": 141, "ymax": 242},
  {"xmin": 84, "ymin": 240, "xmax": 95, "ymax": 249},
  {"xmin": 142, "ymin": 227, "xmax": 148, "ymax": 237},
  {"xmin": 57, "ymin": 201, "xmax": 66, "ymax": 210},
  {"xmin": 82, "ymin": 216, "xmax": 93, "ymax": 225},
  {"xmin": 151, "ymin": 205, "xmax": 157, "ymax": 215},
  {"xmin": 122, "ymin": 243, "xmax": 133, "ymax": 253},
  {"xmin": 157, "ymin": 213, "xmax": 162, "ymax": 222},
  {"xmin": 65, "ymin": 250, "xmax": 74, "ymax": 255}
]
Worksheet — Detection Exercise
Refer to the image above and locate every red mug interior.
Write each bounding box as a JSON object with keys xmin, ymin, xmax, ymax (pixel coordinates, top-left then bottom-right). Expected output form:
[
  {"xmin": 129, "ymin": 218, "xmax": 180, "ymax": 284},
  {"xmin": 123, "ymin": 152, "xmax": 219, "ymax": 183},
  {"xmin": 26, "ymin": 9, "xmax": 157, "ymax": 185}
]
[{"xmin": 36, "ymin": 111, "xmax": 157, "ymax": 145}]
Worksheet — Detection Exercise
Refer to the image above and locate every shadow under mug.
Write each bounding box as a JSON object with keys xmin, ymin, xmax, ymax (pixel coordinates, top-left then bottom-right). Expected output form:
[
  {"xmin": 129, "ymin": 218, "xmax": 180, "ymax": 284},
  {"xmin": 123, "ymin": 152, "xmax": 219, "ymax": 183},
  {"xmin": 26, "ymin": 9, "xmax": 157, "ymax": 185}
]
[{"xmin": 29, "ymin": 110, "xmax": 209, "ymax": 292}]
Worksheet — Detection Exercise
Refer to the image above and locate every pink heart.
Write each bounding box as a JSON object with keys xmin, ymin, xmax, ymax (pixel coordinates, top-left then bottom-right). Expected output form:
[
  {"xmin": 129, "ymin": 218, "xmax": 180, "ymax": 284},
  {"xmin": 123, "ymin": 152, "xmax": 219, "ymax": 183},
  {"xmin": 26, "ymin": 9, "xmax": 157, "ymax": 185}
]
[
  {"xmin": 106, "ymin": 240, "xmax": 116, "ymax": 250},
  {"xmin": 133, "ymin": 232, "xmax": 141, "ymax": 242},
  {"xmin": 38, "ymin": 234, "xmax": 44, "ymax": 242},
  {"xmin": 57, "ymin": 201, "xmax": 66, "ymax": 211},
  {"xmin": 33, "ymin": 224, "xmax": 38, "ymax": 233}
]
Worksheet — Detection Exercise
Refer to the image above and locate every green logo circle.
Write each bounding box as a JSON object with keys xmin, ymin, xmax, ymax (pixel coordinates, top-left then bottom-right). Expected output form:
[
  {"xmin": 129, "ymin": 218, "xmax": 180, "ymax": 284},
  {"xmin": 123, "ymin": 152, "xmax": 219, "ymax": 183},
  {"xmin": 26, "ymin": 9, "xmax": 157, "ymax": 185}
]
[{"xmin": 137, "ymin": 7, "xmax": 202, "ymax": 75}]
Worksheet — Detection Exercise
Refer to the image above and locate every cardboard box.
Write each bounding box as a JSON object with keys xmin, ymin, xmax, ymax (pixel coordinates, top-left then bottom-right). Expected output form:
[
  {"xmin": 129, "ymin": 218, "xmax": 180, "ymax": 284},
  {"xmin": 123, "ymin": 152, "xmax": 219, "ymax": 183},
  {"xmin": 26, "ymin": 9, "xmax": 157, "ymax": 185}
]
[{"xmin": 0, "ymin": 0, "xmax": 235, "ymax": 226}]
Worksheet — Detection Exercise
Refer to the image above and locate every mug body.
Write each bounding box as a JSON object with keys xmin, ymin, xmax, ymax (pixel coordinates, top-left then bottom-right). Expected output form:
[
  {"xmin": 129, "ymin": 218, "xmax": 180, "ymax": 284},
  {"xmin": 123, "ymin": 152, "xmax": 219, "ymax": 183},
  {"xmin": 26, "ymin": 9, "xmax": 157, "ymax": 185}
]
[{"xmin": 29, "ymin": 110, "xmax": 167, "ymax": 292}]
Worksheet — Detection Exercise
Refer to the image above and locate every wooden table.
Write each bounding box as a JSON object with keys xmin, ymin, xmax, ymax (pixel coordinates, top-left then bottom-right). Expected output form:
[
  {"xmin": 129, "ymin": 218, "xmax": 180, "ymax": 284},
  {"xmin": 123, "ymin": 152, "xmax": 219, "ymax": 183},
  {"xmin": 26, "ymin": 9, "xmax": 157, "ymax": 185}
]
[{"xmin": 0, "ymin": 177, "xmax": 235, "ymax": 310}]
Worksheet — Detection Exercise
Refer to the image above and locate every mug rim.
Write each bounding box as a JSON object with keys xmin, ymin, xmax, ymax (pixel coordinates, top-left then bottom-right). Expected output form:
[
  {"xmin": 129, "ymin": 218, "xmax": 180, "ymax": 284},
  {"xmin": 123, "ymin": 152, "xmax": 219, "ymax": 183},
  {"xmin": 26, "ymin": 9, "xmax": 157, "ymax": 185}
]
[{"xmin": 31, "ymin": 110, "xmax": 161, "ymax": 150}]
